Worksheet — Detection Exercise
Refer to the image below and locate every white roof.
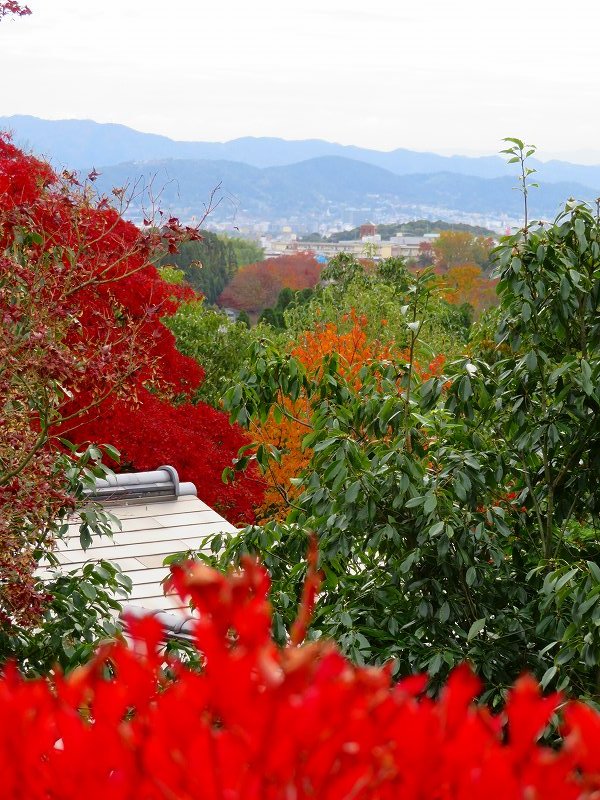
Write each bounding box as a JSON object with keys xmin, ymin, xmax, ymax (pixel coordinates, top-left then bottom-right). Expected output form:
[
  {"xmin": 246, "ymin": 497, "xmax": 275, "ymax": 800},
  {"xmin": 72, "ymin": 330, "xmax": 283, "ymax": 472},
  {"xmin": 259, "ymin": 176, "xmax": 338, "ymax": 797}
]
[{"xmin": 42, "ymin": 488, "xmax": 237, "ymax": 617}]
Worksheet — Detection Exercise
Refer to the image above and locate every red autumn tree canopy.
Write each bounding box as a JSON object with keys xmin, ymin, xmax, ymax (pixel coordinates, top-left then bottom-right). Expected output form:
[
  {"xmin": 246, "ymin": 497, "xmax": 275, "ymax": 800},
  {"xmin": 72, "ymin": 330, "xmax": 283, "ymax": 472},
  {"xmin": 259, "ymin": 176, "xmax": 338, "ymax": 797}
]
[
  {"xmin": 218, "ymin": 253, "xmax": 322, "ymax": 313},
  {"xmin": 0, "ymin": 1, "xmax": 31, "ymax": 20},
  {"xmin": 2, "ymin": 554, "xmax": 600, "ymax": 799},
  {"xmin": 0, "ymin": 133, "xmax": 263, "ymax": 621}
]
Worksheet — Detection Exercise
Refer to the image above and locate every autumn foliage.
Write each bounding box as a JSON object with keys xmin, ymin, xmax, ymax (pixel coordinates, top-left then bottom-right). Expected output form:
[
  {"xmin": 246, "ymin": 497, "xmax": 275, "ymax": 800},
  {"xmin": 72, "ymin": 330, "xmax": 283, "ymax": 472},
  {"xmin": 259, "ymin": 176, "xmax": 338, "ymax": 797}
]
[
  {"xmin": 253, "ymin": 313, "xmax": 444, "ymax": 519},
  {"xmin": 3, "ymin": 554, "xmax": 600, "ymax": 799},
  {"xmin": 432, "ymin": 231, "xmax": 495, "ymax": 271},
  {"xmin": 0, "ymin": 135, "xmax": 263, "ymax": 622},
  {"xmin": 438, "ymin": 264, "xmax": 499, "ymax": 314},
  {"xmin": 218, "ymin": 254, "xmax": 322, "ymax": 314},
  {"xmin": 0, "ymin": 1, "xmax": 31, "ymax": 20}
]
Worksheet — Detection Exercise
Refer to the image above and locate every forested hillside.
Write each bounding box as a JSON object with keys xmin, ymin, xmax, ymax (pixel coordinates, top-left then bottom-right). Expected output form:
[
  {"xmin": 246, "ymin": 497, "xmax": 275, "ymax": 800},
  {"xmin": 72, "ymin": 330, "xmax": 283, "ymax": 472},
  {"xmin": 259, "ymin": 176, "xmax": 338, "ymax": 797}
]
[{"xmin": 88, "ymin": 155, "xmax": 598, "ymax": 223}]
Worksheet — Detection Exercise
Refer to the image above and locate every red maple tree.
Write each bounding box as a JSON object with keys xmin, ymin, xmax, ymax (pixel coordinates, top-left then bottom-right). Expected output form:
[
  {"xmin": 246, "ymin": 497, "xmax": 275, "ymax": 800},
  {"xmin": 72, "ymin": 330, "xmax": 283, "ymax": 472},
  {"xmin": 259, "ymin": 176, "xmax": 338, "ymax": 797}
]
[
  {"xmin": 0, "ymin": 134, "xmax": 263, "ymax": 623},
  {"xmin": 218, "ymin": 254, "xmax": 322, "ymax": 313},
  {"xmin": 0, "ymin": 1, "xmax": 31, "ymax": 20}
]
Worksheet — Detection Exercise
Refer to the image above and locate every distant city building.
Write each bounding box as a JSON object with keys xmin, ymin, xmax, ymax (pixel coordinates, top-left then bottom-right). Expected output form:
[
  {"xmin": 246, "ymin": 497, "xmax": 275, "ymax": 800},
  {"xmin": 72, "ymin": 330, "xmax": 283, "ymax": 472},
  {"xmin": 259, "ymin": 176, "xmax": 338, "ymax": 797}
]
[
  {"xmin": 359, "ymin": 222, "xmax": 377, "ymax": 238},
  {"xmin": 262, "ymin": 235, "xmax": 437, "ymax": 261}
]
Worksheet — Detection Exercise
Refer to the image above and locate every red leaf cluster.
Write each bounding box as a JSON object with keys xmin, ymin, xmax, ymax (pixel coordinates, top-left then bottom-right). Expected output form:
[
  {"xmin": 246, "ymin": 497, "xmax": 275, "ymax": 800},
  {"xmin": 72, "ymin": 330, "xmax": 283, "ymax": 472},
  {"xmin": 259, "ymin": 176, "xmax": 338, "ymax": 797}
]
[
  {"xmin": 218, "ymin": 254, "xmax": 322, "ymax": 313},
  {"xmin": 2, "ymin": 557, "xmax": 600, "ymax": 799},
  {"xmin": 0, "ymin": 134, "xmax": 264, "ymax": 620},
  {"xmin": 0, "ymin": 1, "xmax": 31, "ymax": 20}
]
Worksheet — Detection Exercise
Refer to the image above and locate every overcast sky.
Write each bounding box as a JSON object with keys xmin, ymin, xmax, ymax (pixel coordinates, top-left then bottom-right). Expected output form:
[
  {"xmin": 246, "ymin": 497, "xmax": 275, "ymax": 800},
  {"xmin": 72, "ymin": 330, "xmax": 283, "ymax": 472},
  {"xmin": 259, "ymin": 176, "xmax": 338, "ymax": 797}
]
[{"xmin": 1, "ymin": 0, "xmax": 599, "ymax": 162}]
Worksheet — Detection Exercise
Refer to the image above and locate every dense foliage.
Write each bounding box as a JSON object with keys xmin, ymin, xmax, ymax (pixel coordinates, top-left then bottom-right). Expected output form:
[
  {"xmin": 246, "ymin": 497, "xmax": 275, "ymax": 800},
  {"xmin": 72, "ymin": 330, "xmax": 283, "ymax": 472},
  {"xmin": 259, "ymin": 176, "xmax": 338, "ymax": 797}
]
[
  {"xmin": 0, "ymin": 134, "xmax": 263, "ymax": 665},
  {"xmin": 196, "ymin": 199, "xmax": 600, "ymax": 702},
  {"xmin": 258, "ymin": 286, "xmax": 315, "ymax": 329},
  {"xmin": 164, "ymin": 298, "xmax": 275, "ymax": 408},
  {"xmin": 283, "ymin": 255, "xmax": 472, "ymax": 358},
  {"xmin": 218, "ymin": 253, "xmax": 322, "ymax": 314},
  {"xmin": 159, "ymin": 231, "xmax": 262, "ymax": 305},
  {"xmin": 4, "ymin": 555, "xmax": 600, "ymax": 799},
  {"xmin": 250, "ymin": 311, "xmax": 445, "ymax": 521}
]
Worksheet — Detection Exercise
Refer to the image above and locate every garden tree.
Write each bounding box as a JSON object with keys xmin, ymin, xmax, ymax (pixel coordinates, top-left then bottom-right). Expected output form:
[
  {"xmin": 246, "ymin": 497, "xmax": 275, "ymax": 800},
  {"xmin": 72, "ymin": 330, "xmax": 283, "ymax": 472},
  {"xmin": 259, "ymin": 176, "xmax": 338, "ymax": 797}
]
[
  {"xmin": 463, "ymin": 198, "xmax": 600, "ymax": 694},
  {"xmin": 218, "ymin": 254, "xmax": 322, "ymax": 315},
  {"xmin": 159, "ymin": 230, "xmax": 238, "ymax": 304},
  {"xmin": 283, "ymin": 254, "xmax": 472, "ymax": 361},
  {"xmin": 0, "ymin": 136, "xmax": 152, "ymax": 641},
  {"xmin": 433, "ymin": 231, "xmax": 495, "ymax": 272},
  {"xmin": 438, "ymin": 263, "xmax": 499, "ymax": 315},
  {"xmin": 0, "ymin": 1, "xmax": 30, "ymax": 20},
  {"xmin": 164, "ymin": 298, "xmax": 276, "ymax": 408},
  {"xmin": 258, "ymin": 286, "xmax": 315, "ymax": 329},
  {"xmin": 249, "ymin": 313, "xmax": 445, "ymax": 521},
  {"xmin": 4, "ymin": 557, "xmax": 600, "ymax": 799},
  {"xmin": 237, "ymin": 309, "xmax": 251, "ymax": 327},
  {"xmin": 416, "ymin": 241, "xmax": 434, "ymax": 267},
  {"xmin": 0, "ymin": 134, "xmax": 263, "ymax": 665},
  {"xmin": 195, "ymin": 196, "xmax": 600, "ymax": 701},
  {"xmin": 223, "ymin": 234, "xmax": 264, "ymax": 268}
]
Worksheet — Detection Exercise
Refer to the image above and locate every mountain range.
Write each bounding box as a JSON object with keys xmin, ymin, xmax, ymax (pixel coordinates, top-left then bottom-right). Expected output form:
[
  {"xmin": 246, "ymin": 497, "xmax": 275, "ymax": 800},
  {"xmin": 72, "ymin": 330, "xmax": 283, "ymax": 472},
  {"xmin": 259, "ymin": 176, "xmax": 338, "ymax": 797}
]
[
  {"xmin": 87, "ymin": 156, "xmax": 597, "ymax": 225},
  {"xmin": 1, "ymin": 115, "xmax": 599, "ymax": 229}
]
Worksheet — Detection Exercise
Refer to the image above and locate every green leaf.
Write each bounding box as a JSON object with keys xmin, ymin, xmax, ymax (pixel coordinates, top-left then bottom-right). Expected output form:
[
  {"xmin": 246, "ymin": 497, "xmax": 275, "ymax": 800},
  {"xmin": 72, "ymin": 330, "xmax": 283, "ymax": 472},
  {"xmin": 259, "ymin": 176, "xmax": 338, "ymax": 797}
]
[
  {"xmin": 423, "ymin": 492, "xmax": 437, "ymax": 514},
  {"xmin": 101, "ymin": 444, "xmax": 120, "ymax": 462},
  {"xmin": 429, "ymin": 653, "xmax": 442, "ymax": 675},
  {"xmin": 405, "ymin": 496, "xmax": 426, "ymax": 508},
  {"xmin": 467, "ymin": 618, "xmax": 486, "ymax": 641},
  {"xmin": 345, "ymin": 480, "xmax": 362, "ymax": 504},
  {"xmin": 554, "ymin": 568, "xmax": 578, "ymax": 593},
  {"xmin": 459, "ymin": 376, "xmax": 472, "ymax": 402},
  {"xmin": 340, "ymin": 611, "xmax": 353, "ymax": 628},
  {"xmin": 525, "ymin": 351, "xmax": 538, "ymax": 372},
  {"xmin": 541, "ymin": 665, "xmax": 557, "ymax": 690},
  {"xmin": 428, "ymin": 521, "xmax": 444, "ymax": 537},
  {"xmin": 400, "ymin": 551, "xmax": 418, "ymax": 574},
  {"xmin": 80, "ymin": 582, "xmax": 97, "ymax": 602}
]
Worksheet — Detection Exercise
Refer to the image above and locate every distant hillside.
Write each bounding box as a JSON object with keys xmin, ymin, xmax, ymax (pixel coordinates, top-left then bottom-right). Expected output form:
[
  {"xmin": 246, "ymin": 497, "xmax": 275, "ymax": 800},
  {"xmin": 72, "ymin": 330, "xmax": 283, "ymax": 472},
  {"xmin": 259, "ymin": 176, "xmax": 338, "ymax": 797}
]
[
  {"xmin": 86, "ymin": 155, "xmax": 598, "ymax": 227},
  {"xmin": 2, "ymin": 115, "xmax": 600, "ymax": 187},
  {"xmin": 317, "ymin": 220, "xmax": 497, "ymax": 242}
]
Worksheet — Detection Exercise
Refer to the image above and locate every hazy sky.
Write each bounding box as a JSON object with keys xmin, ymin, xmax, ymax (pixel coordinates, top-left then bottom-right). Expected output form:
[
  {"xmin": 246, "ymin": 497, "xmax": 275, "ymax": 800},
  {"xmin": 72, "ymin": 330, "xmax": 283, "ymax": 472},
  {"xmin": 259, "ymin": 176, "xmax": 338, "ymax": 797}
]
[{"xmin": 1, "ymin": 0, "xmax": 599, "ymax": 162}]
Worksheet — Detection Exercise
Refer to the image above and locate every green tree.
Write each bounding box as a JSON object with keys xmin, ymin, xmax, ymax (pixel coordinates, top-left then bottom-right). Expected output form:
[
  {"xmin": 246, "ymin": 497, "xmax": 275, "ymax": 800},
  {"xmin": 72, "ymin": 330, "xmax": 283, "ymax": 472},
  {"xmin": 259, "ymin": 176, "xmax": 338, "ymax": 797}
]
[
  {"xmin": 221, "ymin": 235, "xmax": 264, "ymax": 268},
  {"xmin": 284, "ymin": 254, "xmax": 471, "ymax": 359},
  {"xmin": 192, "ymin": 198, "xmax": 600, "ymax": 702},
  {"xmin": 160, "ymin": 230, "xmax": 238, "ymax": 304},
  {"xmin": 258, "ymin": 286, "xmax": 315, "ymax": 330},
  {"xmin": 164, "ymin": 299, "xmax": 276, "ymax": 407}
]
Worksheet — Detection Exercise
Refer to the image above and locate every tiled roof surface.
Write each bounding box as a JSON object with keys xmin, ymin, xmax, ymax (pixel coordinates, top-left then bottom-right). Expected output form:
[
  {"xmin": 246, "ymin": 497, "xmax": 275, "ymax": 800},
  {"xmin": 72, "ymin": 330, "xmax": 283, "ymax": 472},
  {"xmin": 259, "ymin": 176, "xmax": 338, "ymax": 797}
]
[{"xmin": 48, "ymin": 494, "xmax": 237, "ymax": 615}]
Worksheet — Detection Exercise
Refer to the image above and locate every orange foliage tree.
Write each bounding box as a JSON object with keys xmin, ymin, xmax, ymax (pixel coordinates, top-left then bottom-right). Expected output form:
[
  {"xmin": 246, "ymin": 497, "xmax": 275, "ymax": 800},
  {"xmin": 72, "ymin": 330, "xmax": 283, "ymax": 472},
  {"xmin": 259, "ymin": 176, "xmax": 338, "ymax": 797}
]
[
  {"xmin": 432, "ymin": 231, "xmax": 495, "ymax": 272},
  {"xmin": 438, "ymin": 264, "xmax": 498, "ymax": 314},
  {"xmin": 252, "ymin": 314, "xmax": 444, "ymax": 520},
  {"xmin": 218, "ymin": 254, "xmax": 321, "ymax": 314}
]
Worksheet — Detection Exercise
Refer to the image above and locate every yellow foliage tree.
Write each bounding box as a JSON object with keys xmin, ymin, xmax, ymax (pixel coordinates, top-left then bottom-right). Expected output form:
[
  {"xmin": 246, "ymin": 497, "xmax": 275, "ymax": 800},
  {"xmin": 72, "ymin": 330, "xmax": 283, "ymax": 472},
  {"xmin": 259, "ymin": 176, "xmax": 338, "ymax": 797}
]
[{"xmin": 438, "ymin": 263, "xmax": 498, "ymax": 314}]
